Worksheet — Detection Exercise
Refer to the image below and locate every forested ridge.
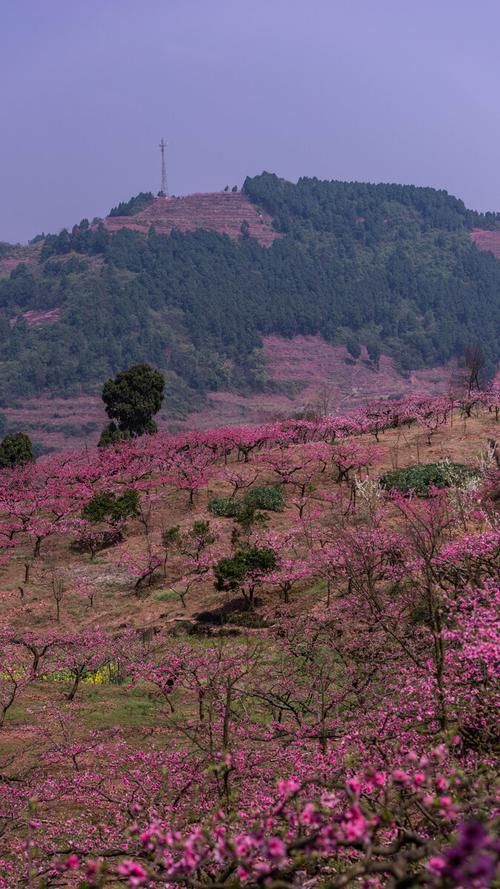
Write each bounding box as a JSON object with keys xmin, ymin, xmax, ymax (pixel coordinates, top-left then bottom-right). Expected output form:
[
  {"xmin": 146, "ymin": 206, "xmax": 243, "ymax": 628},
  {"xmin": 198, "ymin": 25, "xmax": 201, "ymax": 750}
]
[{"xmin": 0, "ymin": 172, "xmax": 499, "ymax": 411}]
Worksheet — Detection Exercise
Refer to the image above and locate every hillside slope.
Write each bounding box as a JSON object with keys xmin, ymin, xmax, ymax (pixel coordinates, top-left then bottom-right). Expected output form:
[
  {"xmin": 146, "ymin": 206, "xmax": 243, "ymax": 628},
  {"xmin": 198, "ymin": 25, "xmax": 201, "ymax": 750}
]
[
  {"xmin": 0, "ymin": 393, "xmax": 498, "ymax": 885},
  {"xmin": 0, "ymin": 173, "xmax": 499, "ymax": 451},
  {"xmin": 2, "ymin": 337, "xmax": 461, "ymax": 451}
]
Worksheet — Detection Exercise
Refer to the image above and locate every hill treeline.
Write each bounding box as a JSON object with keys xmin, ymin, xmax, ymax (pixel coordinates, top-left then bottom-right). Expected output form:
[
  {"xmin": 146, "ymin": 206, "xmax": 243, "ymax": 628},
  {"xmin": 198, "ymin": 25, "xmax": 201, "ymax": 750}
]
[{"xmin": 0, "ymin": 173, "xmax": 499, "ymax": 411}]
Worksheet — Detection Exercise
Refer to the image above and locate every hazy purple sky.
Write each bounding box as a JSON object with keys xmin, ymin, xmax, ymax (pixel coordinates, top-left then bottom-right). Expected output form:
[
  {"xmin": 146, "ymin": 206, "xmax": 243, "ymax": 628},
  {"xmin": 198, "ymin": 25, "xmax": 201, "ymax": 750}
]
[{"xmin": 2, "ymin": 0, "xmax": 500, "ymax": 242}]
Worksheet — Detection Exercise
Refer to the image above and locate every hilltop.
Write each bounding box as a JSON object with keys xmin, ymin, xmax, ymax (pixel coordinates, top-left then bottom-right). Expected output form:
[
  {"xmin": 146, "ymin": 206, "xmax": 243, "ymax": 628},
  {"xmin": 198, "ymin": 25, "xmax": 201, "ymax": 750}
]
[
  {"xmin": 0, "ymin": 173, "xmax": 499, "ymax": 452},
  {"xmin": 104, "ymin": 191, "xmax": 279, "ymax": 246}
]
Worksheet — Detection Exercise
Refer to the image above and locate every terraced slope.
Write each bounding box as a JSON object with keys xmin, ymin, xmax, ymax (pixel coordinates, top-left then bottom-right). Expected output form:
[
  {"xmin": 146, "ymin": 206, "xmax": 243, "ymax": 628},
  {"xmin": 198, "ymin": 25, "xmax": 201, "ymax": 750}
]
[
  {"xmin": 470, "ymin": 227, "xmax": 500, "ymax": 258},
  {"xmin": 103, "ymin": 192, "xmax": 279, "ymax": 246},
  {"xmin": 0, "ymin": 241, "xmax": 41, "ymax": 277}
]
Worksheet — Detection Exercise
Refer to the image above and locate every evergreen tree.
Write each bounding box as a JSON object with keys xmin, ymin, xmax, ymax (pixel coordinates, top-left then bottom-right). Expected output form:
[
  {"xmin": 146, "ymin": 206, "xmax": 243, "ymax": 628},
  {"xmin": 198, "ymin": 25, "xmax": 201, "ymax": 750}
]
[
  {"xmin": 101, "ymin": 364, "xmax": 165, "ymax": 438},
  {"xmin": 0, "ymin": 432, "xmax": 35, "ymax": 468}
]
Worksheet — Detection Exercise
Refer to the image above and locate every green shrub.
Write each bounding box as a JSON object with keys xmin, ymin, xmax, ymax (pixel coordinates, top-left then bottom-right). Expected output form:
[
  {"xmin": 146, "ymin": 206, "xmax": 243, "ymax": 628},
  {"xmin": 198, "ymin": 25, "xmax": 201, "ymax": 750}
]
[
  {"xmin": 208, "ymin": 496, "xmax": 241, "ymax": 518},
  {"xmin": 380, "ymin": 462, "xmax": 477, "ymax": 496},
  {"xmin": 226, "ymin": 611, "xmax": 268, "ymax": 628},
  {"xmin": 208, "ymin": 485, "xmax": 284, "ymax": 518},
  {"xmin": 98, "ymin": 422, "xmax": 130, "ymax": 448},
  {"xmin": 82, "ymin": 489, "xmax": 139, "ymax": 524},
  {"xmin": 243, "ymin": 485, "xmax": 284, "ymax": 512},
  {"xmin": 169, "ymin": 619, "xmax": 197, "ymax": 637},
  {"xmin": 214, "ymin": 547, "xmax": 277, "ymax": 593}
]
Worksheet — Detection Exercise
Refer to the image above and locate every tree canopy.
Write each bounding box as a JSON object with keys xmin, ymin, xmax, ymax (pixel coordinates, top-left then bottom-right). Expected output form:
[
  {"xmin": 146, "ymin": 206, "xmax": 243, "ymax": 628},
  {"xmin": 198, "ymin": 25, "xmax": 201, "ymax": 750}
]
[
  {"xmin": 0, "ymin": 431, "xmax": 35, "ymax": 468},
  {"xmin": 101, "ymin": 363, "xmax": 165, "ymax": 438}
]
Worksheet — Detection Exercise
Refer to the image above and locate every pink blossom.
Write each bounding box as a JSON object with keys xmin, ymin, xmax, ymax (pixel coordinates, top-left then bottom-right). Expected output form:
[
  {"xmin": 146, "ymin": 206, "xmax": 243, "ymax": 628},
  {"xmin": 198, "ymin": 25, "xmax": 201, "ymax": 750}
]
[
  {"xmin": 346, "ymin": 776, "xmax": 361, "ymax": 796},
  {"xmin": 64, "ymin": 853, "xmax": 80, "ymax": 870},
  {"xmin": 300, "ymin": 803, "xmax": 318, "ymax": 825},
  {"xmin": 117, "ymin": 860, "xmax": 147, "ymax": 886},
  {"xmin": 428, "ymin": 855, "xmax": 446, "ymax": 874},
  {"xmin": 267, "ymin": 836, "xmax": 287, "ymax": 863}
]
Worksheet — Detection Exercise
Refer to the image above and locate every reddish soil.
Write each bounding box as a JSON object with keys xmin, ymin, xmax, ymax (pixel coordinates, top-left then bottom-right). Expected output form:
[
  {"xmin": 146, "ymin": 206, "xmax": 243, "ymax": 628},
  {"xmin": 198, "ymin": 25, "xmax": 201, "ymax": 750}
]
[
  {"xmin": 177, "ymin": 337, "xmax": 458, "ymax": 429},
  {"xmin": 102, "ymin": 192, "xmax": 279, "ymax": 247},
  {"xmin": 0, "ymin": 242, "xmax": 42, "ymax": 277},
  {"xmin": 4, "ymin": 395, "xmax": 107, "ymax": 452},
  {"xmin": 0, "ymin": 255, "xmax": 25, "ymax": 275},
  {"xmin": 10, "ymin": 308, "xmax": 62, "ymax": 328},
  {"xmin": 470, "ymin": 228, "xmax": 500, "ymax": 258},
  {"xmin": 5, "ymin": 337, "xmax": 465, "ymax": 452},
  {"xmin": 265, "ymin": 336, "xmax": 455, "ymax": 401}
]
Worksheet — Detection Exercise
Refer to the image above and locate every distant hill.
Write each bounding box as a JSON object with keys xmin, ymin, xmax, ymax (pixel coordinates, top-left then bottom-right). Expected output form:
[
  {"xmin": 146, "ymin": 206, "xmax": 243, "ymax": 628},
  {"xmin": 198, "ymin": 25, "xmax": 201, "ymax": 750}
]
[{"xmin": 0, "ymin": 173, "xmax": 499, "ymax": 429}]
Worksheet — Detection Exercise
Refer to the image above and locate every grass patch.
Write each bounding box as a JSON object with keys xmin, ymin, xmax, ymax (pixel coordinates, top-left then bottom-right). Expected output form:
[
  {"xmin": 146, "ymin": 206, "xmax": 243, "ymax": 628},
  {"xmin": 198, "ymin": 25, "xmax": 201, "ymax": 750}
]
[
  {"xmin": 155, "ymin": 588, "xmax": 179, "ymax": 602},
  {"xmin": 83, "ymin": 685, "xmax": 158, "ymax": 727}
]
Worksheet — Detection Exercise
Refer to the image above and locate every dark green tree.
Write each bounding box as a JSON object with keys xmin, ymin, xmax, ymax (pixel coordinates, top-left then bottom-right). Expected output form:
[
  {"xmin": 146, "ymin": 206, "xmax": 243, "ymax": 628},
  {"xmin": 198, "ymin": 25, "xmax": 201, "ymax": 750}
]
[
  {"xmin": 97, "ymin": 423, "xmax": 130, "ymax": 449},
  {"xmin": 346, "ymin": 337, "xmax": 361, "ymax": 359},
  {"xmin": 214, "ymin": 546, "xmax": 277, "ymax": 609},
  {"xmin": 109, "ymin": 192, "xmax": 154, "ymax": 217},
  {"xmin": 101, "ymin": 364, "xmax": 165, "ymax": 438},
  {"xmin": 0, "ymin": 432, "xmax": 35, "ymax": 469},
  {"xmin": 82, "ymin": 489, "xmax": 139, "ymax": 524},
  {"xmin": 367, "ymin": 340, "xmax": 381, "ymax": 369}
]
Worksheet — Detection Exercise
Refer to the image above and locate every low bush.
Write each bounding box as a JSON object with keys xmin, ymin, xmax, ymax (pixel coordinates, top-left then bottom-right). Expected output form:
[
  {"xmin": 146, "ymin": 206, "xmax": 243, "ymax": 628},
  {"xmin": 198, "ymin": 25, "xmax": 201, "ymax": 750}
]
[
  {"xmin": 195, "ymin": 609, "xmax": 226, "ymax": 625},
  {"xmin": 244, "ymin": 485, "xmax": 284, "ymax": 512},
  {"xmin": 380, "ymin": 461, "xmax": 477, "ymax": 496},
  {"xmin": 207, "ymin": 496, "xmax": 241, "ymax": 518},
  {"xmin": 208, "ymin": 485, "xmax": 284, "ymax": 518},
  {"xmin": 168, "ymin": 619, "xmax": 196, "ymax": 636},
  {"xmin": 226, "ymin": 611, "xmax": 268, "ymax": 628}
]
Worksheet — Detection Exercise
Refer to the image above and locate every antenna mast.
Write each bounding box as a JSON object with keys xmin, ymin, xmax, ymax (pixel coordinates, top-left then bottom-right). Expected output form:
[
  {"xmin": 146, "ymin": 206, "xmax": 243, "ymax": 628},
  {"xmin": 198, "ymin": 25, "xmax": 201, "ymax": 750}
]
[{"xmin": 159, "ymin": 138, "xmax": 169, "ymax": 196}]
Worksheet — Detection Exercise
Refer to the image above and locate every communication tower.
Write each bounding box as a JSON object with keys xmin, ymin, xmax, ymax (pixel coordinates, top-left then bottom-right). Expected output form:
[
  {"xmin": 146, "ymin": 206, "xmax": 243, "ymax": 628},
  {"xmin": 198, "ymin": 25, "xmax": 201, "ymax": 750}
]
[{"xmin": 159, "ymin": 138, "xmax": 169, "ymax": 196}]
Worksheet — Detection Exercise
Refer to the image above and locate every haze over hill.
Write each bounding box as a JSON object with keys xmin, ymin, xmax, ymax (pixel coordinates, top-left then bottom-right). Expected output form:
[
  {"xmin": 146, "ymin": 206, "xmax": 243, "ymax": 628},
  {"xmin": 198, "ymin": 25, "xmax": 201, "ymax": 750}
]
[{"xmin": 0, "ymin": 172, "xmax": 499, "ymax": 451}]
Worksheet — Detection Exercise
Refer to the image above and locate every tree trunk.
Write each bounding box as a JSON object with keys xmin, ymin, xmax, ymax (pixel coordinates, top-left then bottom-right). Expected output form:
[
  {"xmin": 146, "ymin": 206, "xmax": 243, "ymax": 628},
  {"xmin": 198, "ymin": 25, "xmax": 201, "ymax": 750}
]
[{"xmin": 66, "ymin": 672, "xmax": 81, "ymax": 702}]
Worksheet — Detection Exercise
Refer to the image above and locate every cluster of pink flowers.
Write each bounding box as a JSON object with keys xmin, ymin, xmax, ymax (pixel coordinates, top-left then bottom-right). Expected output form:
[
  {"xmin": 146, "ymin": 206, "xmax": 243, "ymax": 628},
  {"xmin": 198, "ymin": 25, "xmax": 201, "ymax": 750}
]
[{"xmin": 0, "ymin": 390, "xmax": 498, "ymax": 886}]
